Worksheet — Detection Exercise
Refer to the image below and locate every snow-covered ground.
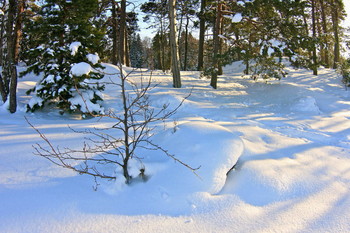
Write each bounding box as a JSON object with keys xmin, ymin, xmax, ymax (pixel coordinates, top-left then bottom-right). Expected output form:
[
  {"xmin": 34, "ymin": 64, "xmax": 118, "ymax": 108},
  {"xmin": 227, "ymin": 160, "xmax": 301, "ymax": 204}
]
[{"xmin": 1, "ymin": 62, "xmax": 350, "ymax": 232}]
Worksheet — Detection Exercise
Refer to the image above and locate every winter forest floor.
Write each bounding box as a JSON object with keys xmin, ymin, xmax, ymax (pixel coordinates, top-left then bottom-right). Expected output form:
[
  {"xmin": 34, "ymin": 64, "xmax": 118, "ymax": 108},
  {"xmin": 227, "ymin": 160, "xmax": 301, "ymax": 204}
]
[{"xmin": 1, "ymin": 62, "xmax": 350, "ymax": 232}]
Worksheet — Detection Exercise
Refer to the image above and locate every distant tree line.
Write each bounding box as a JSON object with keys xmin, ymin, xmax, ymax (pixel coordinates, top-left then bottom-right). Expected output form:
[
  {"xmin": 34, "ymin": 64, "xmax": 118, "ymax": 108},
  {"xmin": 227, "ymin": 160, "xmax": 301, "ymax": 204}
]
[{"xmin": 0, "ymin": 0, "xmax": 348, "ymax": 113}]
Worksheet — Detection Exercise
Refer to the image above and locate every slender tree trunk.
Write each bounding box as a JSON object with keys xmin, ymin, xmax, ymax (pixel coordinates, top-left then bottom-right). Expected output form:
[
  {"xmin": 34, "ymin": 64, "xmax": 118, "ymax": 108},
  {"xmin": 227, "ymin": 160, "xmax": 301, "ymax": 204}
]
[
  {"xmin": 177, "ymin": 1, "xmax": 183, "ymax": 57},
  {"xmin": 197, "ymin": 0, "xmax": 206, "ymax": 71},
  {"xmin": 0, "ymin": 11, "xmax": 5, "ymax": 65},
  {"xmin": 124, "ymin": 29, "xmax": 130, "ymax": 66},
  {"xmin": 2, "ymin": 0, "xmax": 18, "ymax": 113},
  {"xmin": 120, "ymin": 70, "xmax": 131, "ymax": 184},
  {"xmin": 111, "ymin": 0, "xmax": 118, "ymax": 65},
  {"xmin": 315, "ymin": 2, "xmax": 324, "ymax": 66},
  {"xmin": 331, "ymin": 0, "xmax": 340, "ymax": 69},
  {"xmin": 156, "ymin": 33, "xmax": 162, "ymax": 70},
  {"xmin": 311, "ymin": 0, "xmax": 318, "ymax": 75},
  {"xmin": 119, "ymin": 0, "xmax": 126, "ymax": 65},
  {"xmin": 218, "ymin": 15, "xmax": 224, "ymax": 75},
  {"xmin": 13, "ymin": 0, "xmax": 24, "ymax": 64},
  {"xmin": 168, "ymin": 0, "xmax": 181, "ymax": 88},
  {"xmin": 184, "ymin": 15, "xmax": 189, "ymax": 71},
  {"xmin": 210, "ymin": 1, "xmax": 222, "ymax": 89},
  {"xmin": 319, "ymin": 0, "xmax": 330, "ymax": 68},
  {"xmin": 0, "ymin": 6, "xmax": 8, "ymax": 101},
  {"xmin": 160, "ymin": 19, "xmax": 165, "ymax": 72}
]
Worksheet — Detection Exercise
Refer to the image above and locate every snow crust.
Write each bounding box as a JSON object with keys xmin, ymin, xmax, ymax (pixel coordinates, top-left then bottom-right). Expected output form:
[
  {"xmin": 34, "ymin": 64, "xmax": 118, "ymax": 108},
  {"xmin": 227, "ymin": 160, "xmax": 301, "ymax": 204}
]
[{"xmin": 1, "ymin": 62, "xmax": 350, "ymax": 232}]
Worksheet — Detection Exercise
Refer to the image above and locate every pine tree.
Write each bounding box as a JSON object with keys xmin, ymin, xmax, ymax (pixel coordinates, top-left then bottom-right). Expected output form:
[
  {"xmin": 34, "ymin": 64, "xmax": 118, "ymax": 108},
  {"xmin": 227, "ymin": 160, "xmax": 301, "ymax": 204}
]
[
  {"xmin": 23, "ymin": 42, "xmax": 105, "ymax": 116},
  {"xmin": 129, "ymin": 33, "xmax": 144, "ymax": 68},
  {"xmin": 141, "ymin": 0, "xmax": 169, "ymax": 72},
  {"xmin": 21, "ymin": 0, "xmax": 106, "ymax": 116},
  {"xmin": 22, "ymin": 0, "xmax": 105, "ymax": 54}
]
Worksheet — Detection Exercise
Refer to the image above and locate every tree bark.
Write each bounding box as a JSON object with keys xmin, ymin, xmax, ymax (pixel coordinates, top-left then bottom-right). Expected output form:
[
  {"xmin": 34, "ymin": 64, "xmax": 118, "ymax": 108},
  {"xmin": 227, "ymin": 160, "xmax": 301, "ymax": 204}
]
[
  {"xmin": 319, "ymin": 0, "xmax": 330, "ymax": 68},
  {"xmin": 111, "ymin": 0, "xmax": 118, "ymax": 65},
  {"xmin": 311, "ymin": 0, "xmax": 318, "ymax": 75},
  {"xmin": 1, "ymin": 0, "xmax": 18, "ymax": 112},
  {"xmin": 168, "ymin": 0, "xmax": 181, "ymax": 88},
  {"xmin": 331, "ymin": 0, "xmax": 340, "ymax": 69},
  {"xmin": 13, "ymin": 0, "xmax": 24, "ymax": 64},
  {"xmin": 183, "ymin": 15, "xmax": 189, "ymax": 71},
  {"xmin": 119, "ymin": 0, "xmax": 126, "ymax": 65},
  {"xmin": 197, "ymin": 0, "xmax": 206, "ymax": 71},
  {"xmin": 124, "ymin": 28, "xmax": 130, "ymax": 66},
  {"xmin": 210, "ymin": 1, "xmax": 222, "ymax": 89}
]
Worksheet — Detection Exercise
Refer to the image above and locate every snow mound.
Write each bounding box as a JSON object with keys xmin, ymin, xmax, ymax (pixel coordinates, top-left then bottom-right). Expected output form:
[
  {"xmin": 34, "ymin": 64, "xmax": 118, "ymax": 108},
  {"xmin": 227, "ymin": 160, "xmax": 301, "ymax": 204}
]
[
  {"xmin": 103, "ymin": 121, "xmax": 243, "ymax": 215},
  {"xmin": 291, "ymin": 96, "xmax": 321, "ymax": 114},
  {"xmin": 146, "ymin": 121, "xmax": 244, "ymax": 194},
  {"xmin": 151, "ymin": 94, "xmax": 190, "ymax": 111},
  {"xmin": 223, "ymin": 158, "xmax": 313, "ymax": 206},
  {"xmin": 70, "ymin": 62, "xmax": 92, "ymax": 76}
]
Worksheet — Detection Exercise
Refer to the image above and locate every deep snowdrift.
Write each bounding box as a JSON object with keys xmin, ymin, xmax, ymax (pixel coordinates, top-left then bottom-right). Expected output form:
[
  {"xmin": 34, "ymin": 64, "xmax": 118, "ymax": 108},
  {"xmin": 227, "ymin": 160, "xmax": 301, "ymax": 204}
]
[{"xmin": 1, "ymin": 62, "xmax": 350, "ymax": 232}]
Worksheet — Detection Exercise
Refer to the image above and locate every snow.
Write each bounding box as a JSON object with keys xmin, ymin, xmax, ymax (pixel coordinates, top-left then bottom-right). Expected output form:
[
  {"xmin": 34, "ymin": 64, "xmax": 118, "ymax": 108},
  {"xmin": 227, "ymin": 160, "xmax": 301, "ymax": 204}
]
[
  {"xmin": 231, "ymin": 13, "xmax": 243, "ymax": 23},
  {"xmin": 69, "ymin": 41, "xmax": 81, "ymax": 56},
  {"xmin": 70, "ymin": 62, "xmax": 92, "ymax": 76},
  {"xmin": 1, "ymin": 62, "xmax": 350, "ymax": 232},
  {"xmin": 86, "ymin": 53, "xmax": 100, "ymax": 65},
  {"xmin": 68, "ymin": 90, "xmax": 104, "ymax": 114}
]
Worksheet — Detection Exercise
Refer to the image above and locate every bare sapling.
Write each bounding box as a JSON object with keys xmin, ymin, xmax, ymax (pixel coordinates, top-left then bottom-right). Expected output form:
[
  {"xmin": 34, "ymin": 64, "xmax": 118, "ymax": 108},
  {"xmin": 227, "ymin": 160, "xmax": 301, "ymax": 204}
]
[{"xmin": 26, "ymin": 64, "xmax": 198, "ymax": 185}]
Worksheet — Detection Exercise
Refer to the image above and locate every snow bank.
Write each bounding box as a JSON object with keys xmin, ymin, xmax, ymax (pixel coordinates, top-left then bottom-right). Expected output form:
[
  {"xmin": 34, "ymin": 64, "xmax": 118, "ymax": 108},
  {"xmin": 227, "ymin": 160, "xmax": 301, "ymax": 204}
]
[
  {"xmin": 153, "ymin": 121, "xmax": 243, "ymax": 193},
  {"xmin": 291, "ymin": 96, "xmax": 321, "ymax": 114},
  {"xmin": 100, "ymin": 120, "xmax": 243, "ymax": 215},
  {"xmin": 2, "ymin": 64, "xmax": 350, "ymax": 232}
]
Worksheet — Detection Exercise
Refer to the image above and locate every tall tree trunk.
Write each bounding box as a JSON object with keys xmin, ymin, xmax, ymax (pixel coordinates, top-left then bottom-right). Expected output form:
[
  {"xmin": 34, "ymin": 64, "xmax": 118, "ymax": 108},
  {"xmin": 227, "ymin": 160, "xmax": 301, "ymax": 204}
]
[
  {"xmin": 210, "ymin": 1, "xmax": 222, "ymax": 89},
  {"xmin": 124, "ymin": 29, "xmax": 130, "ymax": 66},
  {"xmin": 0, "ymin": 7, "xmax": 5, "ymax": 65},
  {"xmin": 119, "ymin": 0, "xmax": 126, "ymax": 65},
  {"xmin": 111, "ymin": 0, "xmax": 118, "ymax": 65},
  {"xmin": 331, "ymin": 0, "xmax": 340, "ymax": 69},
  {"xmin": 197, "ymin": 0, "xmax": 206, "ymax": 71},
  {"xmin": 218, "ymin": 15, "xmax": 224, "ymax": 75},
  {"xmin": 168, "ymin": 0, "xmax": 181, "ymax": 88},
  {"xmin": 183, "ymin": 15, "xmax": 189, "ymax": 71},
  {"xmin": 311, "ymin": 0, "xmax": 318, "ymax": 75},
  {"xmin": 319, "ymin": 0, "xmax": 330, "ymax": 68},
  {"xmin": 177, "ymin": 1, "xmax": 183, "ymax": 56},
  {"xmin": 13, "ymin": 0, "xmax": 24, "ymax": 64},
  {"xmin": 2, "ymin": 0, "xmax": 18, "ymax": 113},
  {"xmin": 160, "ymin": 20, "xmax": 166, "ymax": 72}
]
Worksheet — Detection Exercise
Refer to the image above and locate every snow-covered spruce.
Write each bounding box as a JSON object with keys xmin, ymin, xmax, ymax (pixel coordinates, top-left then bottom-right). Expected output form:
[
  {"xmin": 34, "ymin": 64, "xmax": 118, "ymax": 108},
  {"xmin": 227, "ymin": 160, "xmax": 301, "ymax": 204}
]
[{"xmin": 23, "ymin": 41, "xmax": 105, "ymax": 116}]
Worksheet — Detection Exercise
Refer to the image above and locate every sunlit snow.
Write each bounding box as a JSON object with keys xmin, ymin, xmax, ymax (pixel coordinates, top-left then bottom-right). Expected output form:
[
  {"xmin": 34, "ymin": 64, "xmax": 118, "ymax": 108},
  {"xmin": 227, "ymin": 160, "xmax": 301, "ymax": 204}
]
[{"xmin": 1, "ymin": 62, "xmax": 350, "ymax": 232}]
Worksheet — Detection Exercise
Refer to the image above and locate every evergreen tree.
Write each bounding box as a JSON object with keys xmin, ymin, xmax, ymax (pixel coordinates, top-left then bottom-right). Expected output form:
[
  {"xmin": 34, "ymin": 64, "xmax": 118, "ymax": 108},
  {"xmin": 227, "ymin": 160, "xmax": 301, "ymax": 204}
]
[
  {"xmin": 21, "ymin": 0, "xmax": 106, "ymax": 116},
  {"xmin": 22, "ymin": 0, "xmax": 106, "ymax": 55},
  {"xmin": 23, "ymin": 42, "xmax": 105, "ymax": 116},
  {"xmin": 129, "ymin": 33, "xmax": 144, "ymax": 68},
  {"xmin": 107, "ymin": 1, "xmax": 138, "ymax": 65},
  {"xmin": 141, "ymin": 0, "xmax": 169, "ymax": 72}
]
